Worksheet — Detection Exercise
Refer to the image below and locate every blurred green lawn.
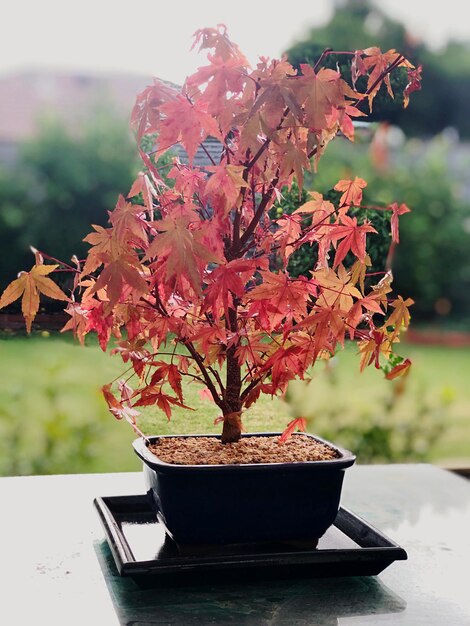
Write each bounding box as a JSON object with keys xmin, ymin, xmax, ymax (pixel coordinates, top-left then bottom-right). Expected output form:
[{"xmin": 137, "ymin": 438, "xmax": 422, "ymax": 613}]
[{"xmin": 1, "ymin": 331, "xmax": 469, "ymax": 475}]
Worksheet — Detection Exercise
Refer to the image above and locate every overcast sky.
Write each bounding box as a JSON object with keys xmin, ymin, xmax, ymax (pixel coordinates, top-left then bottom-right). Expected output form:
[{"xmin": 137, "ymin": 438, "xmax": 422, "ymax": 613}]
[{"xmin": 2, "ymin": 0, "xmax": 469, "ymax": 83}]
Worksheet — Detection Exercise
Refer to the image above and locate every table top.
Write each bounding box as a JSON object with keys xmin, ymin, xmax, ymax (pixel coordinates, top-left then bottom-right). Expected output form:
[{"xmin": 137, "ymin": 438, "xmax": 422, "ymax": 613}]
[{"xmin": 1, "ymin": 464, "xmax": 469, "ymax": 626}]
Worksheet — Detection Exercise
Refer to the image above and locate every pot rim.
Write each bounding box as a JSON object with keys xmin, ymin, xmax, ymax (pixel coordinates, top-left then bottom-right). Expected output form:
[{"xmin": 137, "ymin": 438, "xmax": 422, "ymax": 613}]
[{"xmin": 133, "ymin": 432, "xmax": 356, "ymax": 472}]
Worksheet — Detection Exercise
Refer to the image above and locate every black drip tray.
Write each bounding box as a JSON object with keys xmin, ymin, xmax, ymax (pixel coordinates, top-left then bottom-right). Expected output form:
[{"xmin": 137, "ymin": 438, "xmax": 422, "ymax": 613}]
[{"xmin": 94, "ymin": 494, "xmax": 407, "ymax": 583}]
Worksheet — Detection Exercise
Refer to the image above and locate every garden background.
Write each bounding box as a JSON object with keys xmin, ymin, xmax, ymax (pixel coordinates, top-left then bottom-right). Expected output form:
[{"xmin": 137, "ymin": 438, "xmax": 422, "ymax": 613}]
[{"xmin": 1, "ymin": 0, "xmax": 469, "ymax": 474}]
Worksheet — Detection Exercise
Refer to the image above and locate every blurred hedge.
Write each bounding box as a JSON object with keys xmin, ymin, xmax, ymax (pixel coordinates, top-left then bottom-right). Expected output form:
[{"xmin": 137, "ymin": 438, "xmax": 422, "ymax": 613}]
[
  {"xmin": 0, "ymin": 111, "xmax": 139, "ymax": 295},
  {"xmin": 1, "ymin": 114, "xmax": 469, "ymax": 327},
  {"xmin": 275, "ymin": 132, "xmax": 470, "ymax": 326}
]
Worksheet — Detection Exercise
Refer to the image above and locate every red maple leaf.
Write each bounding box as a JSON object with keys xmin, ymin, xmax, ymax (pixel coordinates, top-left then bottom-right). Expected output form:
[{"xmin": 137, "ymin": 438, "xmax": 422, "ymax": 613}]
[
  {"xmin": 276, "ymin": 141, "xmax": 310, "ymax": 191},
  {"xmin": 385, "ymin": 296, "xmax": 414, "ymax": 336},
  {"xmin": 168, "ymin": 164, "xmax": 206, "ymax": 198},
  {"xmin": 329, "ymin": 215, "xmax": 377, "ymax": 267},
  {"xmin": 362, "ymin": 47, "xmax": 413, "ymax": 109},
  {"xmin": 298, "ymin": 306, "xmax": 347, "ymax": 358},
  {"xmin": 403, "ymin": 65, "xmax": 422, "ymax": 108},
  {"xmin": 262, "ymin": 344, "xmax": 304, "ymax": 389},
  {"xmin": 192, "ymin": 25, "xmax": 248, "ymax": 64},
  {"xmin": 109, "ymin": 195, "xmax": 148, "ymax": 246},
  {"xmin": 131, "ymin": 80, "xmax": 178, "ymax": 143},
  {"xmin": 204, "ymin": 164, "xmax": 248, "ymax": 215},
  {"xmin": 133, "ymin": 387, "xmax": 192, "ymax": 419},
  {"xmin": 351, "ymin": 50, "xmax": 367, "ymax": 89},
  {"xmin": 334, "ymin": 177, "xmax": 367, "ymax": 209},
  {"xmin": 385, "ymin": 358, "xmax": 412, "ymax": 380},
  {"xmin": 102, "ymin": 383, "xmax": 140, "ymax": 427},
  {"xmin": 248, "ymin": 272, "xmax": 317, "ymax": 331},
  {"xmin": 389, "ymin": 202, "xmax": 411, "ymax": 243},
  {"xmin": 127, "ymin": 172, "xmax": 161, "ymax": 216},
  {"xmin": 85, "ymin": 301, "xmax": 114, "ymax": 350},
  {"xmin": 146, "ymin": 214, "xmax": 223, "ymax": 294},
  {"xmin": 90, "ymin": 256, "xmax": 148, "ymax": 308},
  {"xmin": 273, "ymin": 213, "xmax": 303, "ymax": 260},
  {"xmin": 298, "ymin": 66, "xmax": 344, "ymax": 131},
  {"xmin": 327, "ymin": 103, "xmax": 366, "ymax": 140},
  {"xmin": 203, "ymin": 259, "xmax": 259, "ymax": 321},
  {"xmin": 358, "ymin": 330, "xmax": 391, "ymax": 371},
  {"xmin": 111, "ymin": 338, "xmax": 151, "ymax": 377},
  {"xmin": 0, "ymin": 263, "xmax": 68, "ymax": 333},
  {"xmin": 186, "ymin": 54, "xmax": 246, "ymax": 113},
  {"xmin": 190, "ymin": 325, "xmax": 227, "ymax": 366},
  {"xmin": 158, "ymin": 95, "xmax": 221, "ymax": 162},
  {"xmin": 279, "ymin": 417, "xmax": 307, "ymax": 444},
  {"xmin": 148, "ymin": 362, "xmax": 184, "ymax": 402}
]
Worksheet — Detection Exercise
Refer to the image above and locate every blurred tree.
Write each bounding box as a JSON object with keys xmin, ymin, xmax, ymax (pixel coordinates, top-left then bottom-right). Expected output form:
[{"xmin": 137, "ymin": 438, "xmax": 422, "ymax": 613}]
[
  {"xmin": 273, "ymin": 177, "xmax": 393, "ymax": 286},
  {"xmin": 0, "ymin": 110, "xmax": 139, "ymax": 294},
  {"xmin": 286, "ymin": 0, "xmax": 470, "ymax": 138},
  {"xmin": 306, "ymin": 133, "xmax": 470, "ymax": 326}
]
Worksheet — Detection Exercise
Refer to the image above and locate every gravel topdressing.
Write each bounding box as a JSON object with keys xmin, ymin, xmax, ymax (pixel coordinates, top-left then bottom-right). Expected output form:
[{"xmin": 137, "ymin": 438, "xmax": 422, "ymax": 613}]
[{"xmin": 148, "ymin": 434, "xmax": 340, "ymax": 466}]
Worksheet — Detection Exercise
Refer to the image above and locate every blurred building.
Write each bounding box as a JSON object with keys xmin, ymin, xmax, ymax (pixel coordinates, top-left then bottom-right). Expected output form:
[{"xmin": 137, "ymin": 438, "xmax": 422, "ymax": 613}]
[{"xmin": 0, "ymin": 70, "xmax": 156, "ymax": 163}]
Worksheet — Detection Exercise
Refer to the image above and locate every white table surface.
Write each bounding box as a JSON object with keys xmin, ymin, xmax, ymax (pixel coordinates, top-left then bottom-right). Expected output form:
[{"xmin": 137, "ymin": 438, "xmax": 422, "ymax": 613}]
[{"xmin": 1, "ymin": 464, "xmax": 469, "ymax": 625}]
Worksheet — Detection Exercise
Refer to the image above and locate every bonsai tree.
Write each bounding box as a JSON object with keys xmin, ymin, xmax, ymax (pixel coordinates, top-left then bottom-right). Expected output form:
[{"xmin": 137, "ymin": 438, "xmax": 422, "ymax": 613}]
[{"xmin": 0, "ymin": 26, "xmax": 421, "ymax": 444}]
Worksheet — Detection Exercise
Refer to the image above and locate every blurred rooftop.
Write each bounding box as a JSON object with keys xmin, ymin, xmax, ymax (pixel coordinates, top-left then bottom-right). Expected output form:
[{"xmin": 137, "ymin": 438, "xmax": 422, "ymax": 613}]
[{"xmin": 0, "ymin": 70, "xmax": 177, "ymax": 162}]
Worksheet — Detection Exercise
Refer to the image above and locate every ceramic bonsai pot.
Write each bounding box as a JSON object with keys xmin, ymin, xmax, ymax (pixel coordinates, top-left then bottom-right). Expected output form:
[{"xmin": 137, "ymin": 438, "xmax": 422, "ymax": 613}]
[{"xmin": 133, "ymin": 433, "xmax": 355, "ymax": 546}]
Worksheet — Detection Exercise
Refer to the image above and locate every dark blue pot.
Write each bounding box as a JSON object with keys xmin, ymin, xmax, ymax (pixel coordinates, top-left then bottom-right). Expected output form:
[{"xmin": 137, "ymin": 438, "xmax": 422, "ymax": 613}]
[{"xmin": 133, "ymin": 433, "xmax": 355, "ymax": 546}]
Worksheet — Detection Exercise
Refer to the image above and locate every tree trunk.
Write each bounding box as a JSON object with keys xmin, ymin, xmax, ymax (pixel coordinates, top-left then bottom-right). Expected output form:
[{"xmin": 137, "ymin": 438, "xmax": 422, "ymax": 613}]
[
  {"xmin": 221, "ymin": 307, "xmax": 242, "ymax": 444},
  {"xmin": 221, "ymin": 409, "xmax": 242, "ymax": 443}
]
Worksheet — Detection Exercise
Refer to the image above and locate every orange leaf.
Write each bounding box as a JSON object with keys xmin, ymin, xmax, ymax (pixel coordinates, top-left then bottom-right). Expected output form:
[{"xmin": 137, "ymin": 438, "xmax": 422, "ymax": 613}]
[
  {"xmin": 386, "ymin": 296, "xmax": 414, "ymax": 334},
  {"xmin": 204, "ymin": 164, "xmax": 248, "ymax": 215},
  {"xmin": 192, "ymin": 25, "xmax": 248, "ymax": 64},
  {"xmin": 0, "ymin": 264, "xmax": 68, "ymax": 333},
  {"xmin": 109, "ymin": 195, "xmax": 148, "ymax": 245},
  {"xmin": 294, "ymin": 191, "xmax": 334, "ymax": 218},
  {"xmin": 146, "ymin": 215, "xmax": 222, "ymax": 294},
  {"xmin": 329, "ymin": 215, "xmax": 376, "ymax": 267},
  {"xmin": 334, "ymin": 177, "xmax": 367, "ymax": 209},
  {"xmin": 0, "ymin": 274, "xmax": 27, "ymax": 310},
  {"xmin": 248, "ymin": 272, "xmax": 317, "ymax": 331},
  {"xmin": 389, "ymin": 202, "xmax": 411, "ymax": 244},
  {"xmin": 61, "ymin": 303, "xmax": 90, "ymax": 345},
  {"xmin": 386, "ymin": 358, "xmax": 411, "ymax": 380},
  {"xmin": 362, "ymin": 48, "xmax": 412, "ymax": 110},
  {"xmin": 403, "ymin": 65, "xmax": 422, "ymax": 108},
  {"xmin": 273, "ymin": 213, "xmax": 303, "ymax": 260},
  {"xmin": 279, "ymin": 418, "xmax": 307, "ymax": 444},
  {"xmin": 21, "ymin": 276, "xmax": 40, "ymax": 333},
  {"xmin": 167, "ymin": 365, "xmax": 183, "ymax": 403},
  {"xmin": 203, "ymin": 259, "xmax": 259, "ymax": 322},
  {"xmin": 262, "ymin": 345, "xmax": 305, "ymax": 389},
  {"xmin": 102, "ymin": 383, "xmax": 143, "ymax": 433},
  {"xmin": 90, "ymin": 257, "xmax": 148, "ymax": 307},
  {"xmin": 102, "ymin": 383, "xmax": 122, "ymax": 415},
  {"xmin": 186, "ymin": 54, "xmax": 247, "ymax": 118},
  {"xmin": 299, "ymin": 66, "xmax": 344, "ymax": 131},
  {"xmin": 158, "ymin": 95, "xmax": 221, "ymax": 162},
  {"xmin": 131, "ymin": 79, "xmax": 178, "ymax": 143},
  {"xmin": 358, "ymin": 330, "xmax": 392, "ymax": 371},
  {"xmin": 133, "ymin": 387, "xmax": 193, "ymax": 419},
  {"xmin": 313, "ymin": 266, "xmax": 361, "ymax": 311},
  {"xmin": 82, "ymin": 224, "xmax": 127, "ymax": 275}
]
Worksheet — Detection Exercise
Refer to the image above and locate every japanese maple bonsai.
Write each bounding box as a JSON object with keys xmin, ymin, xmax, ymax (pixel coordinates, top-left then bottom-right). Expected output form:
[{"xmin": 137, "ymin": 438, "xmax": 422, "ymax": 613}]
[{"xmin": 0, "ymin": 27, "xmax": 420, "ymax": 544}]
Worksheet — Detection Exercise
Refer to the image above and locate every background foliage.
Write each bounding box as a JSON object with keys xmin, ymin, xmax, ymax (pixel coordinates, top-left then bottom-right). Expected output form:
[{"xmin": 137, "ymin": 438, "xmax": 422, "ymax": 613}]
[
  {"xmin": 1, "ymin": 332, "xmax": 467, "ymax": 475},
  {"xmin": 309, "ymin": 133, "xmax": 470, "ymax": 325},
  {"xmin": 1, "ymin": 3, "xmax": 470, "ymax": 475},
  {"xmin": 0, "ymin": 111, "xmax": 139, "ymax": 294},
  {"xmin": 273, "ymin": 130, "xmax": 470, "ymax": 326},
  {"xmin": 286, "ymin": 0, "xmax": 470, "ymax": 138}
]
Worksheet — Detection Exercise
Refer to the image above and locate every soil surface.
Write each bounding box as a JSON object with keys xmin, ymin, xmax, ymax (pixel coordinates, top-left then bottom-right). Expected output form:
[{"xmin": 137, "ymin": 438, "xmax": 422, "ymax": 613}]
[{"xmin": 149, "ymin": 434, "xmax": 340, "ymax": 466}]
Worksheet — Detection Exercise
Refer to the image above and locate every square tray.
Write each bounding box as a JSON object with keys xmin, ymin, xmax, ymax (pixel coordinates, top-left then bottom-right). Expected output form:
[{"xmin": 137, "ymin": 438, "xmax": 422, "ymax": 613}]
[{"xmin": 94, "ymin": 494, "xmax": 407, "ymax": 583}]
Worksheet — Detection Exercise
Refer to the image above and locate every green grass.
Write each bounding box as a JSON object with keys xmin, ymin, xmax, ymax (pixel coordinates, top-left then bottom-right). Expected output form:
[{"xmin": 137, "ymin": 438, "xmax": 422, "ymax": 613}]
[{"xmin": 1, "ymin": 330, "xmax": 469, "ymax": 475}]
